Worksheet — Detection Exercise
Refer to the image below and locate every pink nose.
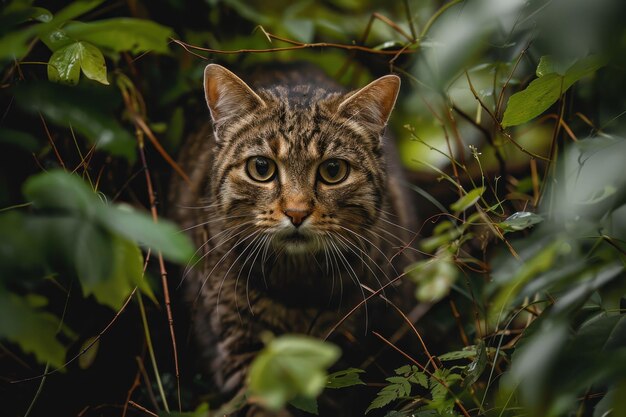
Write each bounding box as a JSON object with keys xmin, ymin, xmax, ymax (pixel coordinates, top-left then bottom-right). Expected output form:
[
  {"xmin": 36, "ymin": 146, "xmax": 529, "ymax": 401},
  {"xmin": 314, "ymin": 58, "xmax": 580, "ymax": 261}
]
[{"xmin": 283, "ymin": 209, "xmax": 311, "ymax": 227}]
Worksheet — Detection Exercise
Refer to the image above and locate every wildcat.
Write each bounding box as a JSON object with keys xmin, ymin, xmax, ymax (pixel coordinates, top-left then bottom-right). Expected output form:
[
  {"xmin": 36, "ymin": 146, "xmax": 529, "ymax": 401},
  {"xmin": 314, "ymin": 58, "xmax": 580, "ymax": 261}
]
[{"xmin": 169, "ymin": 63, "xmax": 416, "ymax": 416}]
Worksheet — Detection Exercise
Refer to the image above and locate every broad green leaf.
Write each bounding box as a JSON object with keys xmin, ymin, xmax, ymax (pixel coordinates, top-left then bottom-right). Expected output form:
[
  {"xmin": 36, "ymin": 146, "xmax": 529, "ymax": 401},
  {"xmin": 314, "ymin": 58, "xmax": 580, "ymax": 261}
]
[
  {"xmin": 461, "ymin": 340, "xmax": 487, "ymax": 387},
  {"xmin": 49, "ymin": 0, "xmax": 104, "ymax": 26},
  {"xmin": 40, "ymin": 0, "xmax": 105, "ymax": 51},
  {"xmin": 74, "ymin": 222, "xmax": 114, "ymax": 286},
  {"xmin": 99, "ymin": 204, "xmax": 195, "ymax": 264},
  {"xmin": 248, "ymin": 335, "xmax": 340, "ymax": 411},
  {"xmin": 289, "ymin": 395, "xmax": 319, "ymax": 415},
  {"xmin": 0, "ymin": 6, "xmax": 52, "ymax": 29},
  {"xmin": 0, "ymin": 127, "xmax": 40, "ymax": 151},
  {"xmin": 326, "ymin": 368, "xmax": 365, "ymax": 389},
  {"xmin": 450, "ymin": 187, "xmax": 485, "ymax": 212},
  {"xmin": 62, "ymin": 18, "xmax": 174, "ymax": 54},
  {"xmin": 13, "ymin": 82, "xmax": 136, "ymax": 161},
  {"xmin": 502, "ymin": 74, "xmax": 563, "ymax": 127},
  {"xmin": 536, "ymin": 55, "xmax": 557, "ymax": 77},
  {"xmin": 563, "ymin": 56, "xmax": 607, "ymax": 89},
  {"xmin": 23, "ymin": 170, "xmax": 98, "ymax": 216},
  {"xmin": 498, "ymin": 211, "xmax": 544, "ymax": 232},
  {"xmin": 438, "ymin": 347, "xmax": 480, "ymax": 361},
  {"xmin": 504, "ymin": 319, "xmax": 569, "ymax": 409},
  {"xmin": 48, "ymin": 43, "xmax": 80, "ymax": 84},
  {"xmin": 408, "ymin": 251, "xmax": 458, "ymax": 302},
  {"xmin": 490, "ymin": 239, "xmax": 568, "ymax": 321},
  {"xmin": 0, "ymin": 25, "xmax": 41, "ymax": 61},
  {"xmin": 83, "ymin": 234, "xmax": 153, "ymax": 309},
  {"xmin": 48, "ymin": 41, "xmax": 108, "ymax": 85},
  {"xmin": 0, "ymin": 289, "xmax": 65, "ymax": 368},
  {"xmin": 502, "ymin": 55, "xmax": 606, "ymax": 127},
  {"xmin": 78, "ymin": 336, "xmax": 99, "ymax": 369}
]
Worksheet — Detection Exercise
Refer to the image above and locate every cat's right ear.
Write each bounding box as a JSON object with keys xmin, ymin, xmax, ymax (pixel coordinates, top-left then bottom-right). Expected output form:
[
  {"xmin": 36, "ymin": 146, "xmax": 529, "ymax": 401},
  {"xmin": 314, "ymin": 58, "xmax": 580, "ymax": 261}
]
[{"xmin": 204, "ymin": 64, "xmax": 266, "ymax": 134}]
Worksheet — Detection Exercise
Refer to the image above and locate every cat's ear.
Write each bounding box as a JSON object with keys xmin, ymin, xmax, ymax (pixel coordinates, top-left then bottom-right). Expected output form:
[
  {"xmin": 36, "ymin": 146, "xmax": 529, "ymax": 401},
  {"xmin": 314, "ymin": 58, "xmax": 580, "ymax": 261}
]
[
  {"xmin": 204, "ymin": 64, "xmax": 266, "ymax": 132},
  {"xmin": 337, "ymin": 75, "xmax": 400, "ymax": 132}
]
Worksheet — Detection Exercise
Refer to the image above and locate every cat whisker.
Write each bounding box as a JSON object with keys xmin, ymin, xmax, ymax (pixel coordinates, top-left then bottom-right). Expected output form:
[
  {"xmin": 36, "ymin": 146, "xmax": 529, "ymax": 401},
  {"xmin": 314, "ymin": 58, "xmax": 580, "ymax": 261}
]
[
  {"xmin": 245, "ymin": 234, "xmax": 270, "ymax": 315},
  {"xmin": 193, "ymin": 228, "xmax": 256, "ymax": 309},
  {"xmin": 174, "ymin": 200, "xmax": 227, "ymax": 210},
  {"xmin": 338, "ymin": 225, "xmax": 398, "ymax": 276},
  {"xmin": 178, "ymin": 214, "xmax": 250, "ymax": 233},
  {"xmin": 180, "ymin": 223, "xmax": 254, "ymax": 287},
  {"xmin": 326, "ymin": 233, "xmax": 368, "ymax": 331},
  {"xmin": 233, "ymin": 233, "xmax": 267, "ymax": 319},
  {"xmin": 214, "ymin": 231, "xmax": 263, "ymax": 314},
  {"xmin": 334, "ymin": 232, "xmax": 390, "ymax": 295}
]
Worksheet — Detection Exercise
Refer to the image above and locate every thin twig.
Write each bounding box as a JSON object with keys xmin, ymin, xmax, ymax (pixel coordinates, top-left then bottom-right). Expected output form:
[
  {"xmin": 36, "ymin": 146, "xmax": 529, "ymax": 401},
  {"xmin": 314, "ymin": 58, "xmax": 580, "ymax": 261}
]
[
  {"xmin": 171, "ymin": 37, "xmax": 417, "ymax": 57},
  {"xmin": 128, "ymin": 401, "xmax": 159, "ymax": 417},
  {"xmin": 137, "ymin": 134, "xmax": 183, "ymax": 411}
]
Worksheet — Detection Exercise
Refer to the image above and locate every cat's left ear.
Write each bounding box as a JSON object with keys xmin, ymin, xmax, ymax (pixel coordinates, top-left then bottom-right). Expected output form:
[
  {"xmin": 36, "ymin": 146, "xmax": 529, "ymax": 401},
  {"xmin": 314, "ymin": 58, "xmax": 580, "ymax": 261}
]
[{"xmin": 337, "ymin": 75, "xmax": 400, "ymax": 133}]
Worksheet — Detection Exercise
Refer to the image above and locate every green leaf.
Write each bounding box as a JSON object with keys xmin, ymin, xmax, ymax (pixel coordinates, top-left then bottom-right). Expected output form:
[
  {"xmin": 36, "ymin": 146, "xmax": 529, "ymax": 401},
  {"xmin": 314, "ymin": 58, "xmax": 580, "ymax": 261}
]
[
  {"xmin": 23, "ymin": 170, "xmax": 98, "ymax": 215},
  {"xmin": 49, "ymin": 0, "xmax": 104, "ymax": 26},
  {"xmin": 461, "ymin": 340, "xmax": 487, "ymax": 387},
  {"xmin": 411, "ymin": 371, "xmax": 429, "ymax": 389},
  {"xmin": 74, "ymin": 222, "xmax": 114, "ymax": 286},
  {"xmin": 99, "ymin": 204, "xmax": 195, "ymax": 264},
  {"xmin": 13, "ymin": 82, "xmax": 136, "ymax": 161},
  {"xmin": 0, "ymin": 289, "xmax": 65, "ymax": 368},
  {"xmin": 0, "ymin": 6, "xmax": 52, "ymax": 29},
  {"xmin": 498, "ymin": 211, "xmax": 544, "ymax": 232},
  {"xmin": 563, "ymin": 56, "xmax": 607, "ymax": 88},
  {"xmin": 39, "ymin": 0, "xmax": 105, "ymax": 51},
  {"xmin": 408, "ymin": 251, "xmax": 458, "ymax": 303},
  {"xmin": 84, "ymin": 234, "xmax": 152, "ymax": 309},
  {"xmin": 248, "ymin": 334, "xmax": 340, "ymax": 411},
  {"xmin": 450, "ymin": 187, "xmax": 485, "ymax": 212},
  {"xmin": 536, "ymin": 55, "xmax": 558, "ymax": 77},
  {"xmin": 48, "ymin": 41, "xmax": 108, "ymax": 85},
  {"xmin": 366, "ymin": 383, "xmax": 402, "ymax": 414},
  {"xmin": 78, "ymin": 336, "xmax": 99, "ymax": 369},
  {"xmin": 0, "ymin": 127, "xmax": 40, "ymax": 152},
  {"xmin": 289, "ymin": 395, "xmax": 319, "ymax": 415},
  {"xmin": 438, "ymin": 348, "xmax": 478, "ymax": 361},
  {"xmin": 326, "ymin": 368, "xmax": 365, "ymax": 388},
  {"xmin": 502, "ymin": 55, "xmax": 606, "ymax": 127},
  {"xmin": 62, "ymin": 18, "xmax": 174, "ymax": 54}
]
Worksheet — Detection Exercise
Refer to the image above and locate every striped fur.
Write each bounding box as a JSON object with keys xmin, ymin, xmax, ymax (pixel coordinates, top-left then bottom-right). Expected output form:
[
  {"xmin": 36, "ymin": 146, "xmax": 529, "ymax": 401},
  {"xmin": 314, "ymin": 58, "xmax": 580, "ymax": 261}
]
[{"xmin": 169, "ymin": 64, "xmax": 415, "ymax": 415}]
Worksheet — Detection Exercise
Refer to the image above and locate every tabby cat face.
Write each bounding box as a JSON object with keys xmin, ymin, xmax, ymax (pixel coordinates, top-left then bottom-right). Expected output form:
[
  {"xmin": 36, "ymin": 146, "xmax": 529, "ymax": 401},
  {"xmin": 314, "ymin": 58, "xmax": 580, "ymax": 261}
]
[{"xmin": 204, "ymin": 64, "xmax": 400, "ymax": 255}]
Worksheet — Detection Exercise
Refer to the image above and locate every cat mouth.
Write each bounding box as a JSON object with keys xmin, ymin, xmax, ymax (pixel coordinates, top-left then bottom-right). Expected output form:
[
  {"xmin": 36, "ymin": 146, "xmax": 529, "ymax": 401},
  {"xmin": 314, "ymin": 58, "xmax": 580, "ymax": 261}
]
[{"xmin": 274, "ymin": 230, "xmax": 317, "ymax": 254}]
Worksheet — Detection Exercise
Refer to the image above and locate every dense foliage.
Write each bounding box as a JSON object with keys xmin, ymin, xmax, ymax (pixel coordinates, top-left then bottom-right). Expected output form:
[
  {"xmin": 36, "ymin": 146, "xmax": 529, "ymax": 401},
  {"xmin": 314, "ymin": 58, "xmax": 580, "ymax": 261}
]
[{"xmin": 1, "ymin": 0, "xmax": 625, "ymax": 416}]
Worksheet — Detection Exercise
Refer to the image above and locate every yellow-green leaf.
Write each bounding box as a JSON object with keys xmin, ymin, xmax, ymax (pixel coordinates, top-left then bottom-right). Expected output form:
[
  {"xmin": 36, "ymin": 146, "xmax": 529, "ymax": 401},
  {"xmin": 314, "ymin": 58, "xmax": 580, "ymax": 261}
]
[
  {"xmin": 78, "ymin": 336, "xmax": 100, "ymax": 369},
  {"xmin": 450, "ymin": 187, "xmax": 485, "ymax": 212},
  {"xmin": 48, "ymin": 41, "xmax": 108, "ymax": 85}
]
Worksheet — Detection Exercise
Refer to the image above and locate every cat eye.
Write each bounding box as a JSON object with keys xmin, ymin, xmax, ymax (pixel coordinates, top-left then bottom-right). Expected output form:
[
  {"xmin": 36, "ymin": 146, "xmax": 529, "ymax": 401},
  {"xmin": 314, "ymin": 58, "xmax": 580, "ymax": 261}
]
[
  {"xmin": 246, "ymin": 156, "xmax": 277, "ymax": 182},
  {"xmin": 318, "ymin": 158, "xmax": 349, "ymax": 184}
]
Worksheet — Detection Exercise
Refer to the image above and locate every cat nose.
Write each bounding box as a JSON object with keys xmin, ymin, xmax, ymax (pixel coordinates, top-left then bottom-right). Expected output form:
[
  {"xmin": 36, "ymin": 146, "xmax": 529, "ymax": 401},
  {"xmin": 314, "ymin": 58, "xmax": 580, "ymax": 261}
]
[{"xmin": 283, "ymin": 208, "xmax": 311, "ymax": 227}]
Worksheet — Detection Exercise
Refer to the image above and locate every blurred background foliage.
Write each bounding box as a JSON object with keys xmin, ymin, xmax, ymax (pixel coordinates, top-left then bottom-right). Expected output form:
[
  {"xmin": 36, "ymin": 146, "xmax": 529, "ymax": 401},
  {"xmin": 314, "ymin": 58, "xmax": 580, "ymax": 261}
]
[{"xmin": 0, "ymin": 0, "xmax": 625, "ymax": 416}]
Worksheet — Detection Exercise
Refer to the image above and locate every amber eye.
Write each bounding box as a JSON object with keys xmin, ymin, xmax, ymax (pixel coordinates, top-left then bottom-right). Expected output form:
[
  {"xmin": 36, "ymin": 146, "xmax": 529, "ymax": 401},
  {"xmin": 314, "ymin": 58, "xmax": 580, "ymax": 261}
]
[
  {"xmin": 246, "ymin": 156, "xmax": 277, "ymax": 182},
  {"xmin": 318, "ymin": 158, "xmax": 349, "ymax": 184}
]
